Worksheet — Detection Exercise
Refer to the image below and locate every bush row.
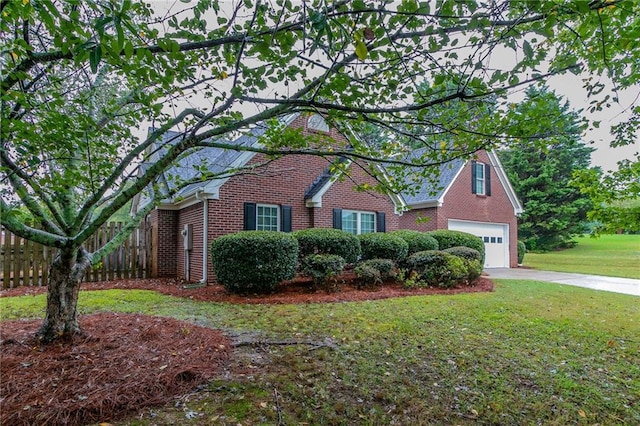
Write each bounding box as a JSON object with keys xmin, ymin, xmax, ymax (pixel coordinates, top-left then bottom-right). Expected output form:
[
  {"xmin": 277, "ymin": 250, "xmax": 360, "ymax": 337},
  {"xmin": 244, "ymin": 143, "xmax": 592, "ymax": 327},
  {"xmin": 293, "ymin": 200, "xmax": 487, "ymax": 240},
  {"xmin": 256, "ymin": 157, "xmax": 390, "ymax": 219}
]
[{"xmin": 211, "ymin": 228, "xmax": 485, "ymax": 294}]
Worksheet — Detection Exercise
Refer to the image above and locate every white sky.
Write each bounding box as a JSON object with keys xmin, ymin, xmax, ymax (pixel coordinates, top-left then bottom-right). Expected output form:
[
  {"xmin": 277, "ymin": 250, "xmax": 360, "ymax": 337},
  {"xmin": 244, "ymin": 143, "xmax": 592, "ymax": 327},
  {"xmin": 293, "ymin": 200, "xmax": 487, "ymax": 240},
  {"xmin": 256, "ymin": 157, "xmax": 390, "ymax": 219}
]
[{"xmin": 547, "ymin": 74, "xmax": 638, "ymax": 172}]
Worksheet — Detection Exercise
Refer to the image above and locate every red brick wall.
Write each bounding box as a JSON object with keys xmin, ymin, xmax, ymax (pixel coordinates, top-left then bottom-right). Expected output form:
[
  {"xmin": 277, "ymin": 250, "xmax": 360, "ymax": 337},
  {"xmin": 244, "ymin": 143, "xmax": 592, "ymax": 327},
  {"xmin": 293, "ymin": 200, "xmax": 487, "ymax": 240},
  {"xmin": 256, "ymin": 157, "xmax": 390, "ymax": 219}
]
[
  {"xmin": 398, "ymin": 208, "xmax": 438, "ymax": 232},
  {"xmin": 313, "ymin": 166, "xmax": 401, "ymax": 230},
  {"xmin": 149, "ymin": 209, "xmax": 178, "ymax": 278},
  {"xmin": 177, "ymin": 202, "xmax": 204, "ymax": 282}
]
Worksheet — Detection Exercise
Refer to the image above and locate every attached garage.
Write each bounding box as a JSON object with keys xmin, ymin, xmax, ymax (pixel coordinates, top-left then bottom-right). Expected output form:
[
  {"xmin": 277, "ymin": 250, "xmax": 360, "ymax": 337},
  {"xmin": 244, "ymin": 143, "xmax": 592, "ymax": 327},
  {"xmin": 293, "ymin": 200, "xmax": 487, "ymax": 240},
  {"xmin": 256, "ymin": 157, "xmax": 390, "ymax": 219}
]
[{"xmin": 448, "ymin": 219, "xmax": 510, "ymax": 268}]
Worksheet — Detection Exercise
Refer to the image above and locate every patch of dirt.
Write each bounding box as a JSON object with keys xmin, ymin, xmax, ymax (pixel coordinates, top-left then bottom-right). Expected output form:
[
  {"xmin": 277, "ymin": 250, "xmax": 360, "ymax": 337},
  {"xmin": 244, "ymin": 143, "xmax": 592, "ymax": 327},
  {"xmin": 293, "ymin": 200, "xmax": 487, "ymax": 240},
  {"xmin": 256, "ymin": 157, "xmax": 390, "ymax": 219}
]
[{"xmin": 0, "ymin": 276, "xmax": 493, "ymax": 425}]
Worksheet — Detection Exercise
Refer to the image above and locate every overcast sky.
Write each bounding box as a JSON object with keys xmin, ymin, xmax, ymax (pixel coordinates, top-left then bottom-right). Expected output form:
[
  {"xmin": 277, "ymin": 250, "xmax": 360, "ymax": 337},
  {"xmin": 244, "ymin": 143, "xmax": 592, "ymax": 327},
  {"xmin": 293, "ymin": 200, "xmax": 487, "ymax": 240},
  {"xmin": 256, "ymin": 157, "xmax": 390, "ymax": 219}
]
[{"xmin": 547, "ymin": 74, "xmax": 638, "ymax": 172}]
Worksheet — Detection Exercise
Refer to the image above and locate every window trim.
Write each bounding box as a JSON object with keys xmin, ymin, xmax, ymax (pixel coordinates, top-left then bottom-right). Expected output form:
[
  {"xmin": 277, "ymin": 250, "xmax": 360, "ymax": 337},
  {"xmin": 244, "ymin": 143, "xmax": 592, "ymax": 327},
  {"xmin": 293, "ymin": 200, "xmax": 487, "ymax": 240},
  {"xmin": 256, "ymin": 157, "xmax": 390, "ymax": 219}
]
[
  {"xmin": 474, "ymin": 161, "xmax": 486, "ymax": 195},
  {"xmin": 256, "ymin": 203, "xmax": 280, "ymax": 232},
  {"xmin": 341, "ymin": 209, "xmax": 376, "ymax": 235}
]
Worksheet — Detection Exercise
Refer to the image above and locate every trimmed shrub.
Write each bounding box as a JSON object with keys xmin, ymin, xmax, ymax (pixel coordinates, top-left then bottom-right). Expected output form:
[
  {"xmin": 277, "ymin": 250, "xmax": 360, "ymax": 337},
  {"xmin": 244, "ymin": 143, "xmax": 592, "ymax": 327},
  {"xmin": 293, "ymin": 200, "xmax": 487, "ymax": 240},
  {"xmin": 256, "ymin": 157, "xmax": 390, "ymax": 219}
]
[
  {"xmin": 443, "ymin": 246, "xmax": 483, "ymax": 284},
  {"xmin": 443, "ymin": 246, "xmax": 482, "ymax": 262},
  {"xmin": 390, "ymin": 230, "xmax": 439, "ymax": 255},
  {"xmin": 301, "ymin": 254, "xmax": 346, "ymax": 292},
  {"xmin": 407, "ymin": 250, "xmax": 468, "ymax": 288},
  {"xmin": 358, "ymin": 233, "xmax": 409, "ymax": 262},
  {"xmin": 359, "ymin": 258, "xmax": 395, "ymax": 280},
  {"xmin": 465, "ymin": 259, "xmax": 483, "ymax": 283},
  {"xmin": 293, "ymin": 228, "xmax": 361, "ymax": 264},
  {"xmin": 211, "ymin": 231, "xmax": 298, "ymax": 294},
  {"xmin": 517, "ymin": 240, "xmax": 527, "ymax": 265},
  {"xmin": 353, "ymin": 264, "xmax": 382, "ymax": 289},
  {"xmin": 428, "ymin": 230, "xmax": 485, "ymax": 263}
]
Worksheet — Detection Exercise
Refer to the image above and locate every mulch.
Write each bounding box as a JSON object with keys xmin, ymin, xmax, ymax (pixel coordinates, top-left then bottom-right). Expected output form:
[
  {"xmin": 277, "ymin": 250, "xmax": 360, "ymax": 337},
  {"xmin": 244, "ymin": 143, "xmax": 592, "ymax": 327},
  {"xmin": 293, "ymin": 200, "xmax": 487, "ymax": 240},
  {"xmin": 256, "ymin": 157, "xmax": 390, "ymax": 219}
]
[{"xmin": 0, "ymin": 275, "xmax": 494, "ymax": 425}]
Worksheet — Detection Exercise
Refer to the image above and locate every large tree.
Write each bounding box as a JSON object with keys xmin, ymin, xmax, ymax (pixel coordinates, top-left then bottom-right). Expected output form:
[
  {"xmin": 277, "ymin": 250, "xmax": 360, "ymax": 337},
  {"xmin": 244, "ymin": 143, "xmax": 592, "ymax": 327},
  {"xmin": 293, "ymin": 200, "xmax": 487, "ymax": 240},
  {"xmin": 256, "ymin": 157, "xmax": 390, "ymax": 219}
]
[
  {"xmin": 500, "ymin": 86, "xmax": 596, "ymax": 251},
  {"xmin": 1, "ymin": 0, "xmax": 638, "ymax": 341}
]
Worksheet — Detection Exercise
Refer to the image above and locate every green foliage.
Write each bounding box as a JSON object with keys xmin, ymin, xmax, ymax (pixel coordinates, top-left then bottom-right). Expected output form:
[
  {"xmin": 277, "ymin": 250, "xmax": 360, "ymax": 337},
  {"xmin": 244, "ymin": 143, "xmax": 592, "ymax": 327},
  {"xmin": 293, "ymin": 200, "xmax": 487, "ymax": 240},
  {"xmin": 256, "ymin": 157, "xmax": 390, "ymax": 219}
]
[
  {"xmin": 442, "ymin": 246, "xmax": 482, "ymax": 262},
  {"xmin": 406, "ymin": 250, "xmax": 468, "ymax": 288},
  {"xmin": 293, "ymin": 229, "xmax": 361, "ymax": 264},
  {"xmin": 443, "ymin": 246, "xmax": 483, "ymax": 283},
  {"xmin": 210, "ymin": 231, "xmax": 298, "ymax": 294},
  {"xmin": 353, "ymin": 264, "xmax": 382, "ymax": 289},
  {"xmin": 517, "ymin": 240, "xmax": 527, "ymax": 265},
  {"xmin": 428, "ymin": 230, "xmax": 485, "ymax": 263},
  {"xmin": 573, "ymin": 158, "xmax": 640, "ymax": 234},
  {"xmin": 500, "ymin": 86, "xmax": 596, "ymax": 251},
  {"xmin": 390, "ymin": 230, "xmax": 439, "ymax": 255},
  {"xmin": 464, "ymin": 259, "xmax": 483, "ymax": 283},
  {"xmin": 301, "ymin": 254, "xmax": 346, "ymax": 292},
  {"xmin": 358, "ymin": 233, "xmax": 409, "ymax": 262},
  {"xmin": 361, "ymin": 258, "xmax": 395, "ymax": 279}
]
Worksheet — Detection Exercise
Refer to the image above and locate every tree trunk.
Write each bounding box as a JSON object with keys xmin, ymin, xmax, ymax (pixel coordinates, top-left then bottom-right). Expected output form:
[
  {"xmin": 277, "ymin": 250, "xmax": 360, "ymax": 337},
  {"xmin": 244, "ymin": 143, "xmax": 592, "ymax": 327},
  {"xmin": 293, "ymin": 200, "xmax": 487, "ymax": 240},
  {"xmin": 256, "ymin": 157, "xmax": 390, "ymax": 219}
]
[{"xmin": 37, "ymin": 247, "xmax": 92, "ymax": 343}]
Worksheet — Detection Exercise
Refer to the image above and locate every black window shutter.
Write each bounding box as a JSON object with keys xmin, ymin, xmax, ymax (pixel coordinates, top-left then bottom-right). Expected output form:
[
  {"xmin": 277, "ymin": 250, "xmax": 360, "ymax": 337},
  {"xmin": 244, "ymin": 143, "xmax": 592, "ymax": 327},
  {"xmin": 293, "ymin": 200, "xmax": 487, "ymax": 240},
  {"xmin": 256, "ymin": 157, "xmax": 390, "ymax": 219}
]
[
  {"xmin": 243, "ymin": 202, "xmax": 256, "ymax": 230},
  {"xmin": 485, "ymin": 163, "xmax": 492, "ymax": 196},
  {"xmin": 281, "ymin": 205, "xmax": 292, "ymax": 232},
  {"xmin": 471, "ymin": 160, "xmax": 477, "ymax": 194},
  {"xmin": 376, "ymin": 212, "xmax": 386, "ymax": 233},
  {"xmin": 333, "ymin": 208, "xmax": 342, "ymax": 229}
]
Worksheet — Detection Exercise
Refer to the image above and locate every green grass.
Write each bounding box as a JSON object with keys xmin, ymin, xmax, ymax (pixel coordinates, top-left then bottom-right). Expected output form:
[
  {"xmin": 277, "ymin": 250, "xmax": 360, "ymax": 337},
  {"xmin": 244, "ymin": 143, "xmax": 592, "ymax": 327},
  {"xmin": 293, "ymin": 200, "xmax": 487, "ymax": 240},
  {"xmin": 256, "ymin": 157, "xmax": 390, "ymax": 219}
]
[
  {"xmin": 2, "ymin": 282, "xmax": 639, "ymax": 425},
  {"xmin": 524, "ymin": 234, "xmax": 640, "ymax": 279}
]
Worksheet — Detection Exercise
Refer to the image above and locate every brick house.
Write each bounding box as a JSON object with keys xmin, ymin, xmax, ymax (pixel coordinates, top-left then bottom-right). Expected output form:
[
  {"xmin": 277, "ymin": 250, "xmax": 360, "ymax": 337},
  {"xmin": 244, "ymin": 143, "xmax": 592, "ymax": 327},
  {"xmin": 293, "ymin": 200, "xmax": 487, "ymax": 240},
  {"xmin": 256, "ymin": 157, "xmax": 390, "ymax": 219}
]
[{"xmin": 132, "ymin": 113, "xmax": 522, "ymax": 283}]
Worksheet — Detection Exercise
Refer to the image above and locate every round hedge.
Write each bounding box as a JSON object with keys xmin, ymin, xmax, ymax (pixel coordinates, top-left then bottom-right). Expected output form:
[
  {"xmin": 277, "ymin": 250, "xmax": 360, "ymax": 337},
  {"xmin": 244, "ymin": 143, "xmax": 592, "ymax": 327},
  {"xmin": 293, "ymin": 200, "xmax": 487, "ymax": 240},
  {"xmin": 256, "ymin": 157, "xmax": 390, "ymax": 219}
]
[
  {"xmin": 427, "ymin": 230, "xmax": 485, "ymax": 263},
  {"xmin": 353, "ymin": 264, "xmax": 382, "ymax": 289},
  {"xmin": 301, "ymin": 254, "xmax": 346, "ymax": 289},
  {"xmin": 407, "ymin": 250, "xmax": 468, "ymax": 288},
  {"xmin": 293, "ymin": 228, "xmax": 361, "ymax": 264},
  {"xmin": 442, "ymin": 246, "xmax": 482, "ymax": 262},
  {"xmin": 443, "ymin": 247, "xmax": 483, "ymax": 284},
  {"xmin": 390, "ymin": 230, "xmax": 439, "ymax": 255},
  {"xmin": 210, "ymin": 231, "xmax": 298, "ymax": 294},
  {"xmin": 358, "ymin": 233, "xmax": 409, "ymax": 262},
  {"xmin": 358, "ymin": 258, "xmax": 395, "ymax": 280}
]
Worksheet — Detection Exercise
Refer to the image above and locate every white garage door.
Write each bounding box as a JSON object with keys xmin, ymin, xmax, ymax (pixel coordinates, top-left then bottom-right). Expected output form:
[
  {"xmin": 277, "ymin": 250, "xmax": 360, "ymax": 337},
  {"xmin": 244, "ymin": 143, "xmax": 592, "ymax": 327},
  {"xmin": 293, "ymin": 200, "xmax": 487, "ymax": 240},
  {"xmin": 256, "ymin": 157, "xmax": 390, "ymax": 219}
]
[{"xmin": 448, "ymin": 220, "xmax": 509, "ymax": 268}]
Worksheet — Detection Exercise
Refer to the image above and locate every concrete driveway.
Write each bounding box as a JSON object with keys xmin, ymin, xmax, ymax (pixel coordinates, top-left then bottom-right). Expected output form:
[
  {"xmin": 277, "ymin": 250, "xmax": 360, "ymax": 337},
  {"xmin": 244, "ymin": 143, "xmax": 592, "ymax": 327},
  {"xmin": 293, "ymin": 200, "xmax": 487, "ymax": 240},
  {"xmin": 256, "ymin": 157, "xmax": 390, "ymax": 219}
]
[{"xmin": 485, "ymin": 268, "xmax": 640, "ymax": 297}]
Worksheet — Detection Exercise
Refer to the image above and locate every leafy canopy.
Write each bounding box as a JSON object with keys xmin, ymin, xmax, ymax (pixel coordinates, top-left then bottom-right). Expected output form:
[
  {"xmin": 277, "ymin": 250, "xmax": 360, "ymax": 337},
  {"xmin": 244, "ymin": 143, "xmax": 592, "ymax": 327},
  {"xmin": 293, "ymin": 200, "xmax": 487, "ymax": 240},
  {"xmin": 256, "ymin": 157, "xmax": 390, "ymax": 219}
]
[{"xmin": 1, "ymin": 0, "xmax": 638, "ymax": 259}]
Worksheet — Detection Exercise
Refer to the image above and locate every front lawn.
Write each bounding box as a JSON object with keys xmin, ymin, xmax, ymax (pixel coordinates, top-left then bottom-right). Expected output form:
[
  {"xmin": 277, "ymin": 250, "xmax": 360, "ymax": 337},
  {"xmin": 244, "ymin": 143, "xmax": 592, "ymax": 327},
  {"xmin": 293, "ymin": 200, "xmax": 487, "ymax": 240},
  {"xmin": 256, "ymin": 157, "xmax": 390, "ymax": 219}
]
[
  {"xmin": 524, "ymin": 234, "xmax": 640, "ymax": 279},
  {"xmin": 1, "ymin": 280, "xmax": 638, "ymax": 425}
]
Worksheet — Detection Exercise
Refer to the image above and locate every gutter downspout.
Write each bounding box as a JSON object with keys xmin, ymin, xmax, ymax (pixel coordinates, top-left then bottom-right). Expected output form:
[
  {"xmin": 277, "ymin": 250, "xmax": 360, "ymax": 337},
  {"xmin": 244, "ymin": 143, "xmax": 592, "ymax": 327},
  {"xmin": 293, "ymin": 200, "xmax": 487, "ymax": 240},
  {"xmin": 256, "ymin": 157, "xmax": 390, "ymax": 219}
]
[{"xmin": 199, "ymin": 192, "xmax": 208, "ymax": 284}]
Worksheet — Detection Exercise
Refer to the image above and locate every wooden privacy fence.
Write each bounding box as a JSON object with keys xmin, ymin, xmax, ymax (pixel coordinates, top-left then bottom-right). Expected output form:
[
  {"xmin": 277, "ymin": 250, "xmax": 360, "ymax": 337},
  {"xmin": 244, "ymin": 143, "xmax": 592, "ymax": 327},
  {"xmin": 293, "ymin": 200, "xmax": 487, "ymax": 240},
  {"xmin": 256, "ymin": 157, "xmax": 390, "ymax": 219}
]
[{"xmin": 1, "ymin": 221, "xmax": 152, "ymax": 289}]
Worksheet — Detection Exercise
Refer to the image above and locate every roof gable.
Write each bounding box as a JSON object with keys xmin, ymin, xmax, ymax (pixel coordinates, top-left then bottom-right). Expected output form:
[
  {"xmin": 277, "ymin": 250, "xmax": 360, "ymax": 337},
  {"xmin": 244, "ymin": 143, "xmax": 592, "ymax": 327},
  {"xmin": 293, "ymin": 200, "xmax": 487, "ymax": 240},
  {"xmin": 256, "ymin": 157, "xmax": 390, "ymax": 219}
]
[{"xmin": 400, "ymin": 149, "xmax": 523, "ymax": 215}]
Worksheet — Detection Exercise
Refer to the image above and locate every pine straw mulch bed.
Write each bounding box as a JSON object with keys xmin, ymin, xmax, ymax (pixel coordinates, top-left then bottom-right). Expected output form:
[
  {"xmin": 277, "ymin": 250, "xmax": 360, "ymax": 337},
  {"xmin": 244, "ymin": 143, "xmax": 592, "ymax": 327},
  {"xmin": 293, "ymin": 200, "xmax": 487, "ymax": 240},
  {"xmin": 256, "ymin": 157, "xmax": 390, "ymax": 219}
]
[{"xmin": 0, "ymin": 276, "xmax": 493, "ymax": 426}]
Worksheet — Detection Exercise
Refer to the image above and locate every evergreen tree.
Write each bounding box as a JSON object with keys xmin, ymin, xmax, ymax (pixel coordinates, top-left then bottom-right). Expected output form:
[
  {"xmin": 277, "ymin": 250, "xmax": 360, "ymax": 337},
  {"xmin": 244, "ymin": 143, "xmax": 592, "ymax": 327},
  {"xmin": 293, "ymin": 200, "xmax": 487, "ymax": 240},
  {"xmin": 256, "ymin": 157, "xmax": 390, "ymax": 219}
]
[{"xmin": 500, "ymin": 87, "xmax": 596, "ymax": 251}]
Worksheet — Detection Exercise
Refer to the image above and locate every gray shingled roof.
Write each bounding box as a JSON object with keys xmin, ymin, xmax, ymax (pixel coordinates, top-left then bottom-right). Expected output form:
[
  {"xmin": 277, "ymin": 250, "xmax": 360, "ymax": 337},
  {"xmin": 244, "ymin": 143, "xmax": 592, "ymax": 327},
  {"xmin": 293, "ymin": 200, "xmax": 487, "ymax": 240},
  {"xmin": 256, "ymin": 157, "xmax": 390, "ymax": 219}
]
[
  {"xmin": 399, "ymin": 149, "xmax": 466, "ymax": 205},
  {"xmin": 137, "ymin": 124, "xmax": 268, "ymax": 207}
]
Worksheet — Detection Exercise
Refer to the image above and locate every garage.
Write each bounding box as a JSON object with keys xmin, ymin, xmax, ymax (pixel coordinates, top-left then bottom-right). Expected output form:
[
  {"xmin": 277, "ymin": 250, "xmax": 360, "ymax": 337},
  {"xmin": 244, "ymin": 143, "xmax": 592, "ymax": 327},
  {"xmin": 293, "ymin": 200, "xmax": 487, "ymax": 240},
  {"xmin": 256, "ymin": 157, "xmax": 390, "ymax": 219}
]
[{"xmin": 448, "ymin": 219, "xmax": 509, "ymax": 268}]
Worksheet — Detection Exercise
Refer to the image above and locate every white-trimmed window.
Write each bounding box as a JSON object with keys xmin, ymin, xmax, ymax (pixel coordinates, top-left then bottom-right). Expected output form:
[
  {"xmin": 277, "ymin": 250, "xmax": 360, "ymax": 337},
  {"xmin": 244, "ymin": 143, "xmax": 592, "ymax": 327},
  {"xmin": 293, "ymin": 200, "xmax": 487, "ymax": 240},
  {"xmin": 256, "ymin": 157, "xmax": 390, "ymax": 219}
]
[
  {"xmin": 341, "ymin": 210, "xmax": 376, "ymax": 235},
  {"xmin": 471, "ymin": 160, "xmax": 491, "ymax": 196},
  {"xmin": 256, "ymin": 204, "xmax": 279, "ymax": 231},
  {"xmin": 244, "ymin": 202, "xmax": 292, "ymax": 232},
  {"xmin": 473, "ymin": 162, "xmax": 486, "ymax": 195}
]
